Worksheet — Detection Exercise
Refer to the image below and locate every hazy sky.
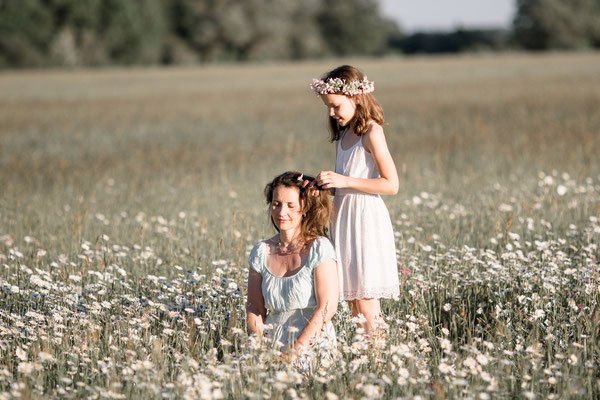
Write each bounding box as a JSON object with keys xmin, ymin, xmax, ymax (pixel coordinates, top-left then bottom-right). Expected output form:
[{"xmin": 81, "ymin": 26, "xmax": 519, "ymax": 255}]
[{"xmin": 379, "ymin": 0, "xmax": 516, "ymax": 32}]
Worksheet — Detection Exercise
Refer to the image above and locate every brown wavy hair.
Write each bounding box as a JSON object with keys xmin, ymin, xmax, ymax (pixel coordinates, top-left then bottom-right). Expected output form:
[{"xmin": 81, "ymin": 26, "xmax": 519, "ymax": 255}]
[
  {"xmin": 319, "ymin": 65, "xmax": 385, "ymax": 142},
  {"xmin": 264, "ymin": 171, "xmax": 332, "ymax": 241}
]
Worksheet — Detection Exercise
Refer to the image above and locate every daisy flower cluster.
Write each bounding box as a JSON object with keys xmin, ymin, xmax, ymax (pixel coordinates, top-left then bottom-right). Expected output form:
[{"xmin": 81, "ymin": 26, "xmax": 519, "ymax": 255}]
[{"xmin": 0, "ymin": 170, "xmax": 597, "ymax": 399}]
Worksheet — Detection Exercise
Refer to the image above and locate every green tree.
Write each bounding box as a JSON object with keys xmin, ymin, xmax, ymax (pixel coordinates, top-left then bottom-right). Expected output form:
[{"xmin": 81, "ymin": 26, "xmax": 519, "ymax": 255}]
[
  {"xmin": 316, "ymin": 0, "xmax": 396, "ymax": 56},
  {"xmin": 286, "ymin": 0, "xmax": 328, "ymax": 59},
  {"xmin": 0, "ymin": 0, "xmax": 403, "ymax": 68},
  {"xmin": 99, "ymin": 0, "xmax": 166, "ymax": 64},
  {"xmin": 0, "ymin": 0, "xmax": 168, "ymax": 68},
  {"xmin": 513, "ymin": 0, "xmax": 600, "ymax": 49},
  {"xmin": 170, "ymin": 0, "xmax": 298, "ymax": 62},
  {"xmin": 45, "ymin": 0, "xmax": 104, "ymax": 66},
  {"xmin": 0, "ymin": 0, "xmax": 54, "ymax": 67}
]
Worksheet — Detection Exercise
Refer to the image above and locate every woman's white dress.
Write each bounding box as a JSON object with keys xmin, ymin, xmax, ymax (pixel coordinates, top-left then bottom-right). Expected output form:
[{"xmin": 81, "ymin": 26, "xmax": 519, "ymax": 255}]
[
  {"xmin": 333, "ymin": 133, "xmax": 400, "ymax": 300},
  {"xmin": 248, "ymin": 236, "xmax": 337, "ymax": 351}
]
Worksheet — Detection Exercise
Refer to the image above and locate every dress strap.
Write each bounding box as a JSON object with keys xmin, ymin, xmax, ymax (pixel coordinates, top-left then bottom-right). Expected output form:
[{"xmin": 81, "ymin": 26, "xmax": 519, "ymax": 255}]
[{"xmin": 340, "ymin": 126, "xmax": 349, "ymax": 141}]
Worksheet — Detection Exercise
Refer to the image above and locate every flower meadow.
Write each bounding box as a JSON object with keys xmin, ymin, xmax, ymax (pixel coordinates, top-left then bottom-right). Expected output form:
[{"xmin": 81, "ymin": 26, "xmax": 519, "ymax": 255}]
[{"xmin": 1, "ymin": 53, "xmax": 599, "ymax": 398}]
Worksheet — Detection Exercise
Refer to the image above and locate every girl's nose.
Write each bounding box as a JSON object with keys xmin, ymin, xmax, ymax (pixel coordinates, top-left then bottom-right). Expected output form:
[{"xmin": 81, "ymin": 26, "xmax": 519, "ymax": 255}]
[{"xmin": 329, "ymin": 108, "xmax": 335, "ymax": 117}]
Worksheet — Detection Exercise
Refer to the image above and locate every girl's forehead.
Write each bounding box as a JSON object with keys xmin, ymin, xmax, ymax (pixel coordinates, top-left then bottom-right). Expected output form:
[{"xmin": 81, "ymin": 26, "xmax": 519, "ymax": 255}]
[{"xmin": 321, "ymin": 93, "xmax": 348, "ymax": 105}]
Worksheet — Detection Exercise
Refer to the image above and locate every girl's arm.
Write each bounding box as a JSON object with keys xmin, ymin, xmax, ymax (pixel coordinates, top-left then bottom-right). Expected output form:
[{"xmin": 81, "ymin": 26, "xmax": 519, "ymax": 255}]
[
  {"xmin": 292, "ymin": 258, "xmax": 338, "ymax": 352},
  {"xmin": 246, "ymin": 269, "xmax": 266, "ymax": 336},
  {"xmin": 317, "ymin": 123, "xmax": 399, "ymax": 196}
]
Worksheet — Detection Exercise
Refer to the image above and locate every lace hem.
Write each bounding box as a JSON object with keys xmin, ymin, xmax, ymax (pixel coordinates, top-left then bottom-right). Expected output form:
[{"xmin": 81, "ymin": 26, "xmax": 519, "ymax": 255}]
[{"xmin": 341, "ymin": 287, "xmax": 399, "ymax": 301}]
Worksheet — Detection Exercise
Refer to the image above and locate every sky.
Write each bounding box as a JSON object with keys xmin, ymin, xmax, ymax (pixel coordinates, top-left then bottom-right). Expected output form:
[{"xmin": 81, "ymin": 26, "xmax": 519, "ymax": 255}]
[{"xmin": 379, "ymin": 0, "xmax": 516, "ymax": 32}]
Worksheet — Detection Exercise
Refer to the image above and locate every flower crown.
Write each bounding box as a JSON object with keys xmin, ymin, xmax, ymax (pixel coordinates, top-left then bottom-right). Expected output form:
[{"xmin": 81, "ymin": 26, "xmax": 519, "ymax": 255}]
[{"xmin": 310, "ymin": 77, "xmax": 375, "ymax": 96}]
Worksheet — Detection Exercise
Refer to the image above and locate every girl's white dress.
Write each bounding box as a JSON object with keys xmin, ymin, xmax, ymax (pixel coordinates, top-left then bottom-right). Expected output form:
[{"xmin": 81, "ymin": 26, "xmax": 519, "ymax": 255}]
[
  {"xmin": 248, "ymin": 236, "xmax": 337, "ymax": 350},
  {"xmin": 333, "ymin": 132, "xmax": 400, "ymax": 300}
]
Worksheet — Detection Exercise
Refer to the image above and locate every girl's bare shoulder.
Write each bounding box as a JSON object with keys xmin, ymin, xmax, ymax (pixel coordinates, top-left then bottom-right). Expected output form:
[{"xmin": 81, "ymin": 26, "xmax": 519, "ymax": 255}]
[{"xmin": 362, "ymin": 121, "xmax": 386, "ymax": 148}]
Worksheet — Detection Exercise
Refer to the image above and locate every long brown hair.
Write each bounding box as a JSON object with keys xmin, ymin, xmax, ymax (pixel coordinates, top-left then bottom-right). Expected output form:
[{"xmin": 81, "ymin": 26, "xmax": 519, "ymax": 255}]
[
  {"xmin": 320, "ymin": 65, "xmax": 384, "ymax": 142},
  {"xmin": 264, "ymin": 171, "xmax": 332, "ymax": 241}
]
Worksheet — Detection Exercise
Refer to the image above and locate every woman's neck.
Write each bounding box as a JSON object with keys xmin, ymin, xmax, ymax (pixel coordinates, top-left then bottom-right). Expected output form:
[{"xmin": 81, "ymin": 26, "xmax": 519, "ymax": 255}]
[
  {"xmin": 272, "ymin": 230, "xmax": 305, "ymax": 256},
  {"xmin": 278, "ymin": 229, "xmax": 302, "ymax": 245}
]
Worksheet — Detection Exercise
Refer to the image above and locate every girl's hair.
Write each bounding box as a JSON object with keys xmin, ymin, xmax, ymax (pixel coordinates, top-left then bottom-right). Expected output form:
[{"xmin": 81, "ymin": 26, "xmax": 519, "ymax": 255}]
[
  {"xmin": 264, "ymin": 171, "xmax": 332, "ymax": 241},
  {"xmin": 320, "ymin": 65, "xmax": 384, "ymax": 142}
]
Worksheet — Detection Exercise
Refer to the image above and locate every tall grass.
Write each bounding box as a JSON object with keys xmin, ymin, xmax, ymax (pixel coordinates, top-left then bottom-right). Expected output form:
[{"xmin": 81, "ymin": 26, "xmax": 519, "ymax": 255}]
[{"xmin": 1, "ymin": 53, "xmax": 599, "ymax": 398}]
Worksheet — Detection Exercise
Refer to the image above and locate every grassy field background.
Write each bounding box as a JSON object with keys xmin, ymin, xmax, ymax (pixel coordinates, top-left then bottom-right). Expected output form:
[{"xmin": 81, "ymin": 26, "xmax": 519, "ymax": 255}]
[{"xmin": 0, "ymin": 52, "xmax": 599, "ymax": 398}]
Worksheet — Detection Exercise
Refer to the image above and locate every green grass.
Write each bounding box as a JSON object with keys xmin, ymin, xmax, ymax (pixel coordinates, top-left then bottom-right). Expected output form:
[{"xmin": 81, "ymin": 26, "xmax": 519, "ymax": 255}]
[{"xmin": 0, "ymin": 52, "xmax": 599, "ymax": 399}]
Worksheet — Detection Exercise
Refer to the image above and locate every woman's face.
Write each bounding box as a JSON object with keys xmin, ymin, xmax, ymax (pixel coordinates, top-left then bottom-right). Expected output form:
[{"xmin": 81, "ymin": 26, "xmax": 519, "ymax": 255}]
[
  {"xmin": 320, "ymin": 93, "xmax": 356, "ymax": 127},
  {"xmin": 270, "ymin": 185, "xmax": 303, "ymax": 233}
]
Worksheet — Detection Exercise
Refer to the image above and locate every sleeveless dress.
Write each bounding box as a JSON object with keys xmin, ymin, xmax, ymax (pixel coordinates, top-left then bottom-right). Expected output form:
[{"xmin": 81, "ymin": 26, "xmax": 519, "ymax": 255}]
[
  {"xmin": 333, "ymin": 131, "xmax": 400, "ymax": 300},
  {"xmin": 248, "ymin": 236, "xmax": 337, "ymax": 350}
]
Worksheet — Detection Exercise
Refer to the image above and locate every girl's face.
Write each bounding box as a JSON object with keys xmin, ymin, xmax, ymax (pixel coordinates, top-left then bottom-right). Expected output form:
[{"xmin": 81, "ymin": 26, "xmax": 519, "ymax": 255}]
[
  {"xmin": 270, "ymin": 185, "xmax": 303, "ymax": 233},
  {"xmin": 320, "ymin": 94, "xmax": 356, "ymax": 127}
]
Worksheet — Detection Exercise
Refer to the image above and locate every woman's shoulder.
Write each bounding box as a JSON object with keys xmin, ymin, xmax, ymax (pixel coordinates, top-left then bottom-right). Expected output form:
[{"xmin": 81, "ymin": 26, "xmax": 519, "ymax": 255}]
[
  {"xmin": 309, "ymin": 236, "xmax": 336, "ymax": 264},
  {"xmin": 249, "ymin": 239, "xmax": 270, "ymax": 272},
  {"xmin": 250, "ymin": 239, "xmax": 268, "ymax": 253},
  {"xmin": 309, "ymin": 235, "xmax": 332, "ymax": 246}
]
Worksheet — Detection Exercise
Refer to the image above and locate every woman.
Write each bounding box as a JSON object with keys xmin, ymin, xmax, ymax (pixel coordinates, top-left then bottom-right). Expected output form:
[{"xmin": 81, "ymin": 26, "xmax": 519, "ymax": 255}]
[{"xmin": 246, "ymin": 171, "xmax": 338, "ymax": 361}]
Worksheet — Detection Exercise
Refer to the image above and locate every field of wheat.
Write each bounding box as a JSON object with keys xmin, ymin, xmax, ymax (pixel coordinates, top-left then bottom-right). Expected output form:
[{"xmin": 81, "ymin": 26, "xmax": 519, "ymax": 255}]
[{"xmin": 0, "ymin": 52, "xmax": 599, "ymax": 399}]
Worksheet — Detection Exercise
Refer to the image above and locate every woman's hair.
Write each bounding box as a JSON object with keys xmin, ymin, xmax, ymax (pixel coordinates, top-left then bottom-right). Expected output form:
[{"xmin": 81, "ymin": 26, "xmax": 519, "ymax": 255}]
[
  {"xmin": 264, "ymin": 171, "xmax": 332, "ymax": 241},
  {"xmin": 320, "ymin": 65, "xmax": 384, "ymax": 142}
]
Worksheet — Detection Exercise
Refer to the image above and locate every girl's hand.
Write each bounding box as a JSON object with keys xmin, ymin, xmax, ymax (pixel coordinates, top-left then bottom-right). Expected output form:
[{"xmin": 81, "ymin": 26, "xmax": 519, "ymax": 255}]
[
  {"xmin": 316, "ymin": 170, "xmax": 347, "ymax": 189},
  {"xmin": 301, "ymin": 179, "xmax": 320, "ymax": 197}
]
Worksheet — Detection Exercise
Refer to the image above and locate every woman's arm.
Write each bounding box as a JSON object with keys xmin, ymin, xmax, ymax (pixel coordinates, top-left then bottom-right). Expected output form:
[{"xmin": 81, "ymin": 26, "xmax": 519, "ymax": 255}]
[
  {"xmin": 246, "ymin": 269, "xmax": 266, "ymax": 336},
  {"xmin": 292, "ymin": 258, "xmax": 338, "ymax": 352},
  {"xmin": 317, "ymin": 123, "xmax": 399, "ymax": 196}
]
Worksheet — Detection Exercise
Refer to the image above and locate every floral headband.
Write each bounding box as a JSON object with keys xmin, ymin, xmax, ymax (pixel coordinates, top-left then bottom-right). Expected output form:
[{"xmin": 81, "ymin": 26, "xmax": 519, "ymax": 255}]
[{"xmin": 310, "ymin": 77, "xmax": 375, "ymax": 96}]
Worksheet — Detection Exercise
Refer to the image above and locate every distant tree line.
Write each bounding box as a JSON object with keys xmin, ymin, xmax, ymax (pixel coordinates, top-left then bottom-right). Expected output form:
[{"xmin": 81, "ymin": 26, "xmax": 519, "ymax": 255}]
[
  {"xmin": 0, "ymin": 0, "xmax": 599, "ymax": 69},
  {"xmin": 513, "ymin": 0, "xmax": 600, "ymax": 50}
]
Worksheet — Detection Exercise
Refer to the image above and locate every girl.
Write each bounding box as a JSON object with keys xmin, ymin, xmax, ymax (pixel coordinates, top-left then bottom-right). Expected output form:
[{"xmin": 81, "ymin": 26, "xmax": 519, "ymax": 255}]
[{"xmin": 311, "ymin": 65, "xmax": 400, "ymax": 333}]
